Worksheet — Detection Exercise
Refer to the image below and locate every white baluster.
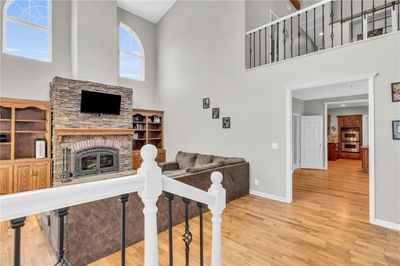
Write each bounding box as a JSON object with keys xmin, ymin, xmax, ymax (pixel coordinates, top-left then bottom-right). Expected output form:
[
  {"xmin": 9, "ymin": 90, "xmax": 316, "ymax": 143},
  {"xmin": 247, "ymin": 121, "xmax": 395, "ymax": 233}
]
[
  {"xmin": 138, "ymin": 145, "xmax": 162, "ymax": 266},
  {"xmin": 208, "ymin": 171, "xmax": 226, "ymax": 266},
  {"xmin": 363, "ymin": 13, "xmax": 368, "ymax": 40}
]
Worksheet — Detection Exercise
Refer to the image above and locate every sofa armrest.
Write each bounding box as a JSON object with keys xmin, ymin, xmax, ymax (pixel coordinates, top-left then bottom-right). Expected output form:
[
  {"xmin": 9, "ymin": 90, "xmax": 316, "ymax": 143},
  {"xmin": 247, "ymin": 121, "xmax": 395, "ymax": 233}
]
[{"xmin": 160, "ymin": 161, "xmax": 179, "ymax": 171}]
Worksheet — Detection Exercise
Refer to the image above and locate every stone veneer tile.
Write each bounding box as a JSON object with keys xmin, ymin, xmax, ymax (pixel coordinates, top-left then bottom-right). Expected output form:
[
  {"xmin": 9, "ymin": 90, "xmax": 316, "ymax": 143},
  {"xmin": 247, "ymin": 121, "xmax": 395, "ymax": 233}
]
[{"xmin": 50, "ymin": 77, "xmax": 133, "ymax": 180}]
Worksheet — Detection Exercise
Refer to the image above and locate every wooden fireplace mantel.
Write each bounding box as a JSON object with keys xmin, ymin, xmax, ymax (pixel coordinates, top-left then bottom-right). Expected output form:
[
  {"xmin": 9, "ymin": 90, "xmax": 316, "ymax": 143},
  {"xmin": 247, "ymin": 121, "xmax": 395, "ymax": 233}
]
[{"xmin": 55, "ymin": 128, "xmax": 134, "ymax": 140}]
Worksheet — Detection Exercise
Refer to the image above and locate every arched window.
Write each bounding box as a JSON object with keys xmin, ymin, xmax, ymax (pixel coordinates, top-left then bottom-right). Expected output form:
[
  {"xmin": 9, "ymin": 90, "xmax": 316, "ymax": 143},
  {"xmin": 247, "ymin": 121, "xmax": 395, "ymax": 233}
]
[
  {"xmin": 119, "ymin": 23, "xmax": 144, "ymax": 81},
  {"xmin": 3, "ymin": 0, "xmax": 51, "ymax": 62}
]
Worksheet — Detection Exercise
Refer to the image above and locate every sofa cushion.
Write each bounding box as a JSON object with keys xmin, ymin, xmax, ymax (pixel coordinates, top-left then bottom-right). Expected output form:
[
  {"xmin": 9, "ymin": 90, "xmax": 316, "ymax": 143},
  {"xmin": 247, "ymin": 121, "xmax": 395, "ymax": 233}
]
[
  {"xmin": 213, "ymin": 156, "xmax": 245, "ymax": 166},
  {"xmin": 163, "ymin": 169, "xmax": 188, "ymax": 178},
  {"xmin": 195, "ymin": 154, "xmax": 214, "ymax": 166},
  {"xmin": 175, "ymin": 151, "xmax": 197, "ymax": 169},
  {"xmin": 186, "ymin": 162, "xmax": 220, "ymax": 173}
]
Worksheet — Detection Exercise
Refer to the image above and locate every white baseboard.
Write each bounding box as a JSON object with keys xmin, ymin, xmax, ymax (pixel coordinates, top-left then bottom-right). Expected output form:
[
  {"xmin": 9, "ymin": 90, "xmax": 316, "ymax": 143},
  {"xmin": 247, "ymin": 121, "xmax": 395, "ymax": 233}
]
[
  {"xmin": 372, "ymin": 219, "xmax": 400, "ymax": 231},
  {"xmin": 249, "ymin": 190, "xmax": 290, "ymax": 203}
]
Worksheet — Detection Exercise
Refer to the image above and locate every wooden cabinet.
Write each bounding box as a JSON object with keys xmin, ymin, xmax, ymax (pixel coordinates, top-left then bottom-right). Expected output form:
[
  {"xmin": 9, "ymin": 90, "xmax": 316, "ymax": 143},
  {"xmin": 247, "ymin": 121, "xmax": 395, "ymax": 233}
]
[
  {"xmin": 0, "ymin": 163, "xmax": 13, "ymax": 195},
  {"xmin": 328, "ymin": 143, "xmax": 339, "ymax": 161},
  {"xmin": 133, "ymin": 149, "xmax": 166, "ymax": 170},
  {"xmin": 0, "ymin": 98, "xmax": 52, "ymax": 194},
  {"xmin": 338, "ymin": 115, "xmax": 362, "ymax": 128},
  {"xmin": 132, "ymin": 109, "xmax": 166, "ymax": 170},
  {"xmin": 361, "ymin": 147, "xmax": 369, "ymax": 173},
  {"xmin": 14, "ymin": 162, "xmax": 35, "ymax": 192},
  {"xmin": 35, "ymin": 160, "xmax": 51, "ymax": 189},
  {"xmin": 13, "ymin": 160, "xmax": 51, "ymax": 193}
]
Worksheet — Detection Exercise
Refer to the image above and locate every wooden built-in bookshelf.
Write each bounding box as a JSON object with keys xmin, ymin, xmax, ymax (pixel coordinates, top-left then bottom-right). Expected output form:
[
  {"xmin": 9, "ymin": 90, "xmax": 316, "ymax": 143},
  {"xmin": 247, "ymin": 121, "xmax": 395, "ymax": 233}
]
[
  {"xmin": 132, "ymin": 109, "xmax": 166, "ymax": 169},
  {"xmin": 0, "ymin": 98, "xmax": 52, "ymax": 195}
]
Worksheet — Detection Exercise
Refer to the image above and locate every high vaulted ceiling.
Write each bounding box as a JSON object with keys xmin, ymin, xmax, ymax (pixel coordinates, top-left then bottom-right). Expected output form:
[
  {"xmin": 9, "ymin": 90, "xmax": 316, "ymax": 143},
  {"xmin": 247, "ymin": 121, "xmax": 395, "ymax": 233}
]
[{"xmin": 117, "ymin": 0, "xmax": 176, "ymax": 23}]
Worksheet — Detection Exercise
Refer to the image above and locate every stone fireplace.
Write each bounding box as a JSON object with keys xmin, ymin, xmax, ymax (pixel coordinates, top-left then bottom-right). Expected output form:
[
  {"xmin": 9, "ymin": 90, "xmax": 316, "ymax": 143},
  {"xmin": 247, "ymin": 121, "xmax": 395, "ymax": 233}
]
[{"xmin": 50, "ymin": 77, "xmax": 133, "ymax": 181}]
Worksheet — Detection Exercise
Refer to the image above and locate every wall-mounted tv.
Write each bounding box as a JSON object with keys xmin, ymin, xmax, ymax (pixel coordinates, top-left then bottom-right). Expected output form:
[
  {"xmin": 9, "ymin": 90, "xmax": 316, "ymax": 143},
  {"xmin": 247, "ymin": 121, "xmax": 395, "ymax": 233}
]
[{"xmin": 80, "ymin": 90, "xmax": 121, "ymax": 115}]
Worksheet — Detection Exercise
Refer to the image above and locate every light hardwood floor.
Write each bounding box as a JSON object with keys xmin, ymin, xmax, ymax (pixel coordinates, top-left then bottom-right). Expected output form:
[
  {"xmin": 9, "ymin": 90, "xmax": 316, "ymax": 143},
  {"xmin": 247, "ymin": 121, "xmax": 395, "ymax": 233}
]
[{"xmin": 1, "ymin": 159, "xmax": 399, "ymax": 265}]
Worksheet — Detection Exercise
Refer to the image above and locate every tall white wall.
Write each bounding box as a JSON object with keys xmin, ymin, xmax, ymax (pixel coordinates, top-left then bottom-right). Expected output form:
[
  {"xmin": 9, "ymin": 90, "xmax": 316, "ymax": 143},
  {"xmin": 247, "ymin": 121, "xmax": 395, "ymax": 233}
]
[
  {"xmin": 0, "ymin": 1, "xmax": 159, "ymax": 109},
  {"xmin": 157, "ymin": 1, "xmax": 400, "ymax": 224}
]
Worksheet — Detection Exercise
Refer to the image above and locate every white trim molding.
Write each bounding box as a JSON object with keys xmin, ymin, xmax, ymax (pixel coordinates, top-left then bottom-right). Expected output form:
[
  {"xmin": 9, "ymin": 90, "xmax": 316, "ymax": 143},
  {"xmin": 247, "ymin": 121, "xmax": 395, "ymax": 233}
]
[
  {"xmin": 250, "ymin": 190, "xmax": 291, "ymax": 204},
  {"xmin": 285, "ymin": 72, "xmax": 378, "ymax": 223},
  {"xmin": 372, "ymin": 219, "xmax": 400, "ymax": 231}
]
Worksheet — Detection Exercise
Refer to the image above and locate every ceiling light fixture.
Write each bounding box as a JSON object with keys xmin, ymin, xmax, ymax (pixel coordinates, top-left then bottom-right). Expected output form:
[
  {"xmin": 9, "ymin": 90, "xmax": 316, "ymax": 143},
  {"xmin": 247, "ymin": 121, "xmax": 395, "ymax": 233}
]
[
  {"xmin": 319, "ymin": 32, "xmax": 324, "ymax": 36},
  {"xmin": 341, "ymin": 104, "xmax": 346, "ymax": 107}
]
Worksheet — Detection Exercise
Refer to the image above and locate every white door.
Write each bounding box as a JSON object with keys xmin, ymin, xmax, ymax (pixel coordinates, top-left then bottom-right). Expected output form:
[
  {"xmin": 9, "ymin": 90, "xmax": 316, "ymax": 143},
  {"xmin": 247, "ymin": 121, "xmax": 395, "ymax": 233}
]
[{"xmin": 301, "ymin": 116, "xmax": 323, "ymax": 169}]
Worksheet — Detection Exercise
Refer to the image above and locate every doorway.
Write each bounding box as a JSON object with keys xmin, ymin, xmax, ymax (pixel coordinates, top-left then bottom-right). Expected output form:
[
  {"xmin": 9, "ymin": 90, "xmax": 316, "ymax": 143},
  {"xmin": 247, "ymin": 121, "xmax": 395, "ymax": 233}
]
[{"xmin": 285, "ymin": 73, "xmax": 377, "ymax": 224}]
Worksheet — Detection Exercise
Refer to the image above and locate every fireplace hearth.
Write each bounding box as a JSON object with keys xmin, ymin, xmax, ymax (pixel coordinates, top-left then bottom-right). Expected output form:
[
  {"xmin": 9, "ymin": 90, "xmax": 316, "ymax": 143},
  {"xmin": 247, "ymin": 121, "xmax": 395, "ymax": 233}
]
[{"xmin": 75, "ymin": 147, "xmax": 119, "ymax": 177}]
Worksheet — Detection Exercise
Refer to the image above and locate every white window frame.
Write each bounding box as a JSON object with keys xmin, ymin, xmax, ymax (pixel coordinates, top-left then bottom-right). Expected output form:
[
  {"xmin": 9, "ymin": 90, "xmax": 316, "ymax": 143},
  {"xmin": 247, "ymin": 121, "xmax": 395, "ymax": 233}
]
[
  {"xmin": 2, "ymin": 0, "xmax": 52, "ymax": 62},
  {"xmin": 119, "ymin": 22, "xmax": 145, "ymax": 81}
]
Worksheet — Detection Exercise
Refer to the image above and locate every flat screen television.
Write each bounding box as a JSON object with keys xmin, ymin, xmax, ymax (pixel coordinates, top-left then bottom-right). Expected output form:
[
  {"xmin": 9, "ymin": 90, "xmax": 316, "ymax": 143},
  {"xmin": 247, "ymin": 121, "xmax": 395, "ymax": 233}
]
[{"xmin": 80, "ymin": 90, "xmax": 121, "ymax": 115}]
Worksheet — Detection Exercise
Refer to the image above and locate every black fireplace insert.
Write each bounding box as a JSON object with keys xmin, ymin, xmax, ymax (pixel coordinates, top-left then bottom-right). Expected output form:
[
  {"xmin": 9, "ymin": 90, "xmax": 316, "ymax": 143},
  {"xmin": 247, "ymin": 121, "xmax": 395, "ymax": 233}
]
[{"xmin": 75, "ymin": 147, "xmax": 119, "ymax": 177}]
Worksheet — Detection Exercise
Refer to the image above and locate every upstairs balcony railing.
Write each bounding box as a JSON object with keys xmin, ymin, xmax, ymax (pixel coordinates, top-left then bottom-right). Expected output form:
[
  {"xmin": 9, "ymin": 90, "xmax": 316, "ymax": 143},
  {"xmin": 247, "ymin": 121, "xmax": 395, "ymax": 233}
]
[
  {"xmin": 246, "ymin": 0, "xmax": 400, "ymax": 68},
  {"xmin": 0, "ymin": 145, "xmax": 226, "ymax": 266}
]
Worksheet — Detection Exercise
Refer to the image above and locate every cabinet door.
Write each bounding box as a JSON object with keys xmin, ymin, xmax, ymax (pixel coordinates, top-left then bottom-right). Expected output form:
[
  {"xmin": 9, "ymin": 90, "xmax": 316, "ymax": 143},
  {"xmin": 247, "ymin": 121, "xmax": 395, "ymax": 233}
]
[
  {"xmin": 157, "ymin": 149, "xmax": 166, "ymax": 164},
  {"xmin": 133, "ymin": 151, "xmax": 142, "ymax": 170},
  {"xmin": 14, "ymin": 163, "xmax": 34, "ymax": 192},
  {"xmin": 35, "ymin": 161, "xmax": 51, "ymax": 189},
  {"xmin": 0, "ymin": 164, "xmax": 13, "ymax": 195}
]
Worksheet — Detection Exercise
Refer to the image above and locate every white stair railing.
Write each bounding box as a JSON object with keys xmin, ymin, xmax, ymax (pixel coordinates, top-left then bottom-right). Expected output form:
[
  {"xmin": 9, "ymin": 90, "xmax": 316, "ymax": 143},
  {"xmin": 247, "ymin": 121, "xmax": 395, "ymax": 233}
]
[{"xmin": 0, "ymin": 144, "xmax": 226, "ymax": 266}]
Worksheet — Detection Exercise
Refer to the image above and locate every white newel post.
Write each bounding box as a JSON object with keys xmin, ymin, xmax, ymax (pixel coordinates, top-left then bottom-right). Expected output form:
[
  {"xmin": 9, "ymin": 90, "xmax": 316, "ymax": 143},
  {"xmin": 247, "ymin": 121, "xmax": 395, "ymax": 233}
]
[
  {"xmin": 138, "ymin": 145, "xmax": 162, "ymax": 266},
  {"xmin": 208, "ymin": 171, "xmax": 226, "ymax": 266}
]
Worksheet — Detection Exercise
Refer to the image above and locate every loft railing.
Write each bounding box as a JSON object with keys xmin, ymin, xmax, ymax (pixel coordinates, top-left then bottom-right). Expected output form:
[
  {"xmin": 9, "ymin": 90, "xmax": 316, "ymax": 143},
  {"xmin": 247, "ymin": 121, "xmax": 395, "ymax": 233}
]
[
  {"xmin": 246, "ymin": 0, "xmax": 400, "ymax": 68},
  {"xmin": 0, "ymin": 145, "xmax": 226, "ymax": 266}
]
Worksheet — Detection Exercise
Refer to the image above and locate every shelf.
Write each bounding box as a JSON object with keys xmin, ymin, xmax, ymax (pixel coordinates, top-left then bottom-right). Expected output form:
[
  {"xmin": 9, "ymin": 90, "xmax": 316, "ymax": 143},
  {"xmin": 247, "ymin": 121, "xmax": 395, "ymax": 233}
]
[
  {"xmin": 148, "ymin": 122, "xmax": 161, "ymax": 125},
  {"xmin": 149, "ymin": 138, "xmax": 162, "ymax": 140},
  {"xmin": 133, "ymin": 138, "xmax": 146, "ymax": 141},
  {"xmin": 0, "ymin": 142, "xmax": 11, "ymax": 145},
  {"xmin": 148, "ymin": 129, "xmax": 162, "ymax": 132},
  {"xmin": 55, "ymin": 128, "xmax": 134, "ymax": 138},
  {"xmin": 16, "ymin": 119, "xmax": 46, "ymax": 123},
  {"xmin": 0, "ymin": 131, "xmax": 11, "ymax": 133},
  {"xmin": 16, "ymin": 131, "xmax": 47, "ymax": 133},
  {"xmin": 133, "ymin": 122, "xmax": 146, "ymax": 124},
  {"xmin": 0, "ymin": 119, "xmax": 11, "ymax": 122},
  {"xmin": 134, "ymin": 129, "xmax": 146, "ymax": 131}
]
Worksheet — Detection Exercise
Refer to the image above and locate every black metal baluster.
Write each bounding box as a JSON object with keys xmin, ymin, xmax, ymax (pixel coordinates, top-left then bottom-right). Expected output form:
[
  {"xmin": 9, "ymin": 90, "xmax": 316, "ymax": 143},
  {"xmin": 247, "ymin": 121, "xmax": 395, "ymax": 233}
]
[
  {"xmin": 331, "ymin": 1, "xmax": 334, "ymax": 47},
  {"xmin": 11, "ymin": 217, "xmax": 26, "ymax": 266},
  {"xmin": 258, "ymin": 29, "xmax": 261, "ymax": 66},
  {"xmin": 265, "ymin": 27, "xmax": 267, "ymax": 64},
  {"xmin": 253, "ymin": 31, "xmax": 255, "ymax": 67},
  {"xmin": 341, "ymin": 0, "xmax": 343, "ymax": 44},
  {"xmin": 361, "ymin": 0, "xmax": 364, "ymax": 39},
  {"xmin": 306, "ymin": 11, "xmax": 308, "ymax": 53},
  {"xmin": 182, "ymin": 198, "xmax": 192, "ymax": 266},
  {"xmin": 314, "ymin": 8, "xmax": 316, "ymax": 51},
  {"xmin": 351, "ymin": 0, "xmax": 353, "ymax": 42},
  {"xmin": 384, "ymin": 0, "xmax": 387, "ymax": 33},
  {"xmin": 249, "ymin": 33, "xmax": 252, "ymax": 68},
  {"xmin": 166, "ymin": 192, "xmax": 174, "ymax": 266},
  {"xmin": 398, "ymin": 0, "xmax": 400, "ymax": 31},
  {"xmin": 297, "ymin": 14, "xmax": 300, "ymax": 56},
  {"xmin": 283, "ymin": 20, "xmax": 286, "ymax": 60},
  {"xmin": 197, "ymin": 202, "xmax": 204, "ymax": 266},
  {"xmin": 291, "ymin": 17, "xmax": 293, "ymax": 58},
  {"xmin": 270, "ymin": 24, "xmax": 274, "ymax": 62},
  {"xmin": 276, "ymin": 22, "xmax": 280, "ymax": 62},
  {"xmin": 373, "ymin": 0, "xmax": 375, "ymax": 30},
  {"xmin": 322, "ymin": 5, "xmax": 325, "ymax": 49},
  {"xmin": 120, "ymin": 194, "xmax": 129, "ymax": 266},
  {"xmin": 55, "ymin": 208, "xmax": 69, "ymax": 266}
]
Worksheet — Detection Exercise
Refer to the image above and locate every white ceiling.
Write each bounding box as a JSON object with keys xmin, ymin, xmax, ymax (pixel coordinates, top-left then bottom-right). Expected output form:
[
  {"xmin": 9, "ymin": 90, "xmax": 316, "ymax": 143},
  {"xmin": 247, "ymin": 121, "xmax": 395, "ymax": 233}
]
[
  {"xmin": 292, "ymin": 80, "xmax": 368, "ymax": 101},
  {"xmin": 117, "ymin": 0, "xmax": 176, "ymax": 23}
]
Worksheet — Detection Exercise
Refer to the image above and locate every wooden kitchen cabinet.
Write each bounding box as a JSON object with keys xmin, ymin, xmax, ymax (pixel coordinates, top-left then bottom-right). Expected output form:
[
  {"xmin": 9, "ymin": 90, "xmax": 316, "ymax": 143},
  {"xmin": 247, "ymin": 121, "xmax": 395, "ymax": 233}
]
[
  {"xmin": 338, "ymin": 115, "xmax": 362, "ymax": 127},
  {"xmin": 328, "ymin": 143, "xmax": 339, "ymax": 161},
  {"xmin": 0, "ymin": 163, "xmax": 13, "ymax": 195}
]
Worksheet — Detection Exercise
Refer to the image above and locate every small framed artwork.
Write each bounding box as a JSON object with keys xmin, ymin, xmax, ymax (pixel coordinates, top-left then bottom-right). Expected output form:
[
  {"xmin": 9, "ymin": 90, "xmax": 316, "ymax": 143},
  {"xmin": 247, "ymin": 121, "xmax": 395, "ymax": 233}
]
[
  {"xmin": 392, "ymin": 82, "xmax": 400, "ymax": 102},
  {"xmin": 212, "ymin": 108, "xmax": 219, "ymax": 119},
  {"xmin": 393, "ymin": 120, "xmax": 400, "ymax": 140},
  {"xmin": 203, "ymin": 98, "xmax": 210, "ymax": 109},
  {"xmin": 222, "ymin": 117, "xmax": 230, "ymax": 129}
]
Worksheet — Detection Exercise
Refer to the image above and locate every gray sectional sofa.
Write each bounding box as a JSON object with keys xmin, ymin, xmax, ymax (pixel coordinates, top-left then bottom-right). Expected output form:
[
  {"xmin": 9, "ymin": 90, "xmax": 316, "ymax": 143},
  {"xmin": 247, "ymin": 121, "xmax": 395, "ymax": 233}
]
[{"xmin": 41, "ymin": 151, "xmax": 249, "ymax": 265}]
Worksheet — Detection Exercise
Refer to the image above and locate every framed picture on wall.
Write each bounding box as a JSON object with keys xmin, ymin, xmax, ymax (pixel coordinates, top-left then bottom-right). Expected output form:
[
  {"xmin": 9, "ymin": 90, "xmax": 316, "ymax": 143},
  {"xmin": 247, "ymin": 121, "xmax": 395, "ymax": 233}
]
[
  {"xmin": 212, "ymin": 108, "xmax": 219, "ymax": 119},
  {"xmin": 203, "ymin": 98, "xmax": 210, "ymax": 109},
  {"xmin": 392, "ymin": 82, "xmax": 400, "ymax": 102},
  {"xmin": 222, "ymin": 117, "xmax": 230, "ymax": 129},
  {"xmin": 393, "ymin": 120, "xmax": 400, "ymax": 140}
]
